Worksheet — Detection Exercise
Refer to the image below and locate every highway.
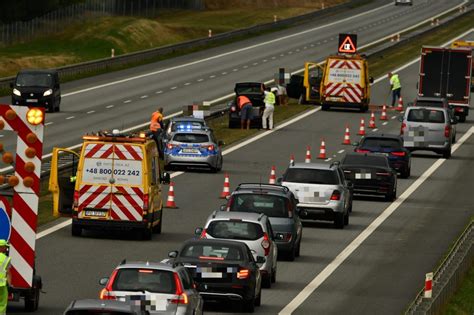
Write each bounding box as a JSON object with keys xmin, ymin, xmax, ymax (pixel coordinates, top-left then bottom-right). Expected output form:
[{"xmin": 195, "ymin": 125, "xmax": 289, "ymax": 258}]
[
  {"xmin": 3, "ymin": 0, "xmax": 473, "ymax": 314},
  {"xmin": 0, "ymin": 0, "xmax": 467, "ymax": 155}
]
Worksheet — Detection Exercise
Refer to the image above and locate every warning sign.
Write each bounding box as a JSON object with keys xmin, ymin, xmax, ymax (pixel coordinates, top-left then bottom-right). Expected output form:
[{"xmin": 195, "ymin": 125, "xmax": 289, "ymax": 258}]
[{"xmin": 338, "ymin": 34, "xmax": 357, "ymax": 54}]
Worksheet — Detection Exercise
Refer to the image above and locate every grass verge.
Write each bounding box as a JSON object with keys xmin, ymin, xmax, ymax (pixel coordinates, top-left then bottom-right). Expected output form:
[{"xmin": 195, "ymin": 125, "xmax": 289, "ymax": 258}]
[{"xmin": 442, "ymin": 262, "xmax": 474, "ymax": 315}]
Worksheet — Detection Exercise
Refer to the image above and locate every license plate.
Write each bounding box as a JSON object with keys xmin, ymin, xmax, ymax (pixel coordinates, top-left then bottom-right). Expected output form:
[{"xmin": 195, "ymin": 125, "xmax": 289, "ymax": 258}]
[
  {"xmin": 26, "ymin": 99, "xmax": 38, "ymax": 103},
  {"xmin": 181, "ymin": 148, "xmax": 200, "ymax": 154},
  {"xmin": 327, "ymin": 97, "xmax": 343, "ymax": 102},
  {"xmin": 201, "ymin": 272, "xmax": 223, "ymax": 278},
  {"xmin": 355, "ymin": 173, "xmax": 371, "ymax": 179},
  {"xmin": 85, "ymin": 210, "xmax": 107, "ymax": 217}
]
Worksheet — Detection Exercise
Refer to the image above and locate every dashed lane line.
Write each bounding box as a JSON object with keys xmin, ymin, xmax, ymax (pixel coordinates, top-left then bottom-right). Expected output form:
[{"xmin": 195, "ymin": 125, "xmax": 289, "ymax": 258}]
[{"xmin": 65, "ymin": 116, "xmax": 75, "ymax": 120}]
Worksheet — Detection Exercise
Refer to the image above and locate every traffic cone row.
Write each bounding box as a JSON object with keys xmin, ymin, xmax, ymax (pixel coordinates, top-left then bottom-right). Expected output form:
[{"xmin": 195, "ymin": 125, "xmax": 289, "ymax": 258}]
[
  {"xmin": 396, "ymin": 97, "xmax": 404, "ymax": 111},
  {"xmin": 358, "ymin": 118, "xmax": 366, "ymax": 136},
  {"xmin": 165, "ymin": 182, "xmax": 178, "ymax": 208},
  {"xmin": 368, "ymin": 111, "xmax": 376, "ymax": 129},
  {"xmin": 318, "ymin": 139, "xmax": 326, "ymax": 159},
  {"xmin": 305, "ymin": 146, "xmax": 312, "ymax": 163},
  {"xmin": 220, "ymin": 173, "xmax": 231, "ymax": 199},
  {"xmin": 342, "ymin": 125, "xmax": 351, "ymax": 145},
  {"xmin": 269, "ymin": 166, "xmax": 276, "ymax": 184},
  {"xmin": 380, "ymin": 105, "xmax": 388, "ymax": 121}
]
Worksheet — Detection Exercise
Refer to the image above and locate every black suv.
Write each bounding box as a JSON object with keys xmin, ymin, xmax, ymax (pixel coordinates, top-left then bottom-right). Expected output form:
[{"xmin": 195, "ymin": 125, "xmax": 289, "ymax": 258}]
[
  {"xmin": 228, "ymin": 82, "xmax": 264, "ymax": 128},
  {"xmin": 223, "ymin": 183, "xmax": 303, "ymax": 261},
  {"xmin": 11, "ymin": 69, "xmax": 61, "ymax": 112}
]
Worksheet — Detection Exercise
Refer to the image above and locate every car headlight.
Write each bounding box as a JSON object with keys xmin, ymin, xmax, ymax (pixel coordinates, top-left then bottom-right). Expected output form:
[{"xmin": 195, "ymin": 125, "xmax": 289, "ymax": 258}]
[
  {"xmin": 43, "ymin": 89, "xmax": 53, "ymax": 96},
  {"xmin": 13, "ymin": 88, "xmax": 21, "ymax": 96}
]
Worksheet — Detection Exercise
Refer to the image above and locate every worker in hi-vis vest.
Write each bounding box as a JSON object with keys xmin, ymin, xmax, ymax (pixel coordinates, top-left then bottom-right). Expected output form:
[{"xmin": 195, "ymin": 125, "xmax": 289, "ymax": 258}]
[
  {"xmin": 150, "ymin": 107, "xmax": 164, "ymax": 157},
  {"xmin": 0, "ymin": 240, "xmax": 11, "ymax": 314},
  {"xmin": 388, "ymin": 72, "xmax": 402, "ymax": 107}
]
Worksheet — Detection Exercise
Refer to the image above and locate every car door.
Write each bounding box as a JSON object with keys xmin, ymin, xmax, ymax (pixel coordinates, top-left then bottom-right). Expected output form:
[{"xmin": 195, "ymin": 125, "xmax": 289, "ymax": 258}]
[{"xmin": 265, "ymin": 220, "xmax": 278, "ymax": 268}]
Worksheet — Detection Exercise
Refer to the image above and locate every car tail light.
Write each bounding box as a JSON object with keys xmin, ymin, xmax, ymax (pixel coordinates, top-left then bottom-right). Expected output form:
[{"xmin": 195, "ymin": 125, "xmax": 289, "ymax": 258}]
[
  {"xmin": 444, "ymin": 126, "xmax": 450, "ymax": 138},
  {"xmin": 207, "ymin": 145, "xmax": 215, "ymax": 151},
  {"xmin": 73, "ymin": 190, "xmax": 79, "ymax": 208},
  {"xmin": 167, "ymin": 143, "xmax": 175, "ymax": 150},
  {"xmin": 400, "ymin": 122, "xmax": 406, "ymax": 135},
  {"xmin": 200, "ymin": 228, "xmax": 207, "ymax": 239},
  {"xmin": 390, "ymin": 151, "xmax": 406, "ymax": 157},
  {"xmin": 330, "ymin": 190, "xmax": 341, "ymax": 201},
  {"xmin": 355, "ymin": 149, "xmax": 370, "ymax": 153},
  {"xmin": 169, "ymin": 273, "xmax": 188, "ymax": 305},
  {"xmin": 143, "ymin": 194, "xmax": 149, "ymax": 211},
  {"xmin": 237, "ymin": 269, "xmax": 250, "ymax": 279},
  {"xmin": 100, "ymin": 269, "xmax": 118, "ymax": 300},
  {"xmin": 455, "ymin": 107, "xmax": 464, "ymax": 113},
  {"xmin": 376, "ymin": 172, "xmax": 391, "ymax": 176},
  {"xmin": 261, "ymin": 233, "xmax": 270, "ymax": 256}
]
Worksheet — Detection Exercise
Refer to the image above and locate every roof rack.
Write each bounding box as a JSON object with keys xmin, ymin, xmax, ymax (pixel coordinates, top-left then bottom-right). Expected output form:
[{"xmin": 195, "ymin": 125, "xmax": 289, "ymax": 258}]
[{"xmin": 235, "ymin": 183, "xmax": 289, "ymax": 193}]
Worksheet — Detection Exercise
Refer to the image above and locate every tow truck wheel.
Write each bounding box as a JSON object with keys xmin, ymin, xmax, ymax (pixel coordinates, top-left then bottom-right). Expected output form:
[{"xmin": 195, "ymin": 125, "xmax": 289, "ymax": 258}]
[
  {"xmin": 24, "ymin": 276, "xmax": 41, "ymax": 311},
  {"xmin": 71, "ymin": 223, "xmax": 82, "ymax": 237}
]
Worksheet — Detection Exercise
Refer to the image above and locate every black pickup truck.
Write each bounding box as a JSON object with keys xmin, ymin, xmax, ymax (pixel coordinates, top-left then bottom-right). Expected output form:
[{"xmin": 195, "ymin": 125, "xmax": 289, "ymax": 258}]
[{"xmin": 228, "ymin": 82, "xmax": 265, "ymax": 128}]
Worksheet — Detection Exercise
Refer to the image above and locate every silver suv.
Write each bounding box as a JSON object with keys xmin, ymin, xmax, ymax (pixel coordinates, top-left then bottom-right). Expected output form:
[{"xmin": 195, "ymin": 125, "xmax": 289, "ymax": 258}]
[
  {"xmin": 279, "ymin": 162, "xmax": 352, "ymax": 229},
  {"xmin": 99, "ymin": 261, "xmax": 203, "ymax": 315},
  {"xmin": 400, "ymin": 106, "xmax": 457, "ymax": 158},
  {"xmin": 196, "ymin": 211, "xmax": 278, "ymax": 289}
]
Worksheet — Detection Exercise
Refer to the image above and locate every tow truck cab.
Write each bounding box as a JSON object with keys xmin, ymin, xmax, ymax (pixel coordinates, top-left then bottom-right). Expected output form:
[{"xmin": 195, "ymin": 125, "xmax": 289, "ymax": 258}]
[{"xmin": 49, "ymin": 130, "xmax": 170, "ymax": 240}]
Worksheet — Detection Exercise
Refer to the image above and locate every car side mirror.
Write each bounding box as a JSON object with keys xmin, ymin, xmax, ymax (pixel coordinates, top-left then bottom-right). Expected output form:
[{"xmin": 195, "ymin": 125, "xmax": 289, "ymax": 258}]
[
  {"xmin": 220, "ymin": 204, "xmax": 226, "ymax": 211},
  {"xmin": 99, "ymin": 277, "xmax": 109, "ymax": 286},
  {"xmin": 256, "ymin": 256, "xmax": 266, "ymax": 264},
  {"xmin": 161, "ymin": 172, "xmax": 171, "ymax": 184},
  {"xmin": 369, "ymin": 76, "xmax": 374, "ymax": 84},
  {"xmin": 168, "ymin": 251, "xmax": 178, "ymax": 258},
  {"xmin": 277, "ymin": 177, "xmax": 282, "ymax": 184}
]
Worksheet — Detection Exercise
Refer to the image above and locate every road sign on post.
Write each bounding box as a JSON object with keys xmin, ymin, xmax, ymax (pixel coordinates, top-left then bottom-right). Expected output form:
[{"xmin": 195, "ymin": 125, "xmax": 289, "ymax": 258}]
[
  {"xmin": 0, "ymin": 196, "xmax": 11, "ymax": 241},
  {"xmin": 338, "ymin": 33, "xmax": 357, "ymax": 54}
]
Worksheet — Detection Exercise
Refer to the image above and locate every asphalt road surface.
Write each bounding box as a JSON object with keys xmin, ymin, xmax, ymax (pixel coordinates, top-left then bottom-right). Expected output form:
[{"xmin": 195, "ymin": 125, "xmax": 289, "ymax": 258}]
[
  {"xmin": 8, "ymin": 24, "xmax": 474, "ymax": 314},
  {"xmin": 0, "ymin": 0, "xmax": 467, "ymax": 155}
]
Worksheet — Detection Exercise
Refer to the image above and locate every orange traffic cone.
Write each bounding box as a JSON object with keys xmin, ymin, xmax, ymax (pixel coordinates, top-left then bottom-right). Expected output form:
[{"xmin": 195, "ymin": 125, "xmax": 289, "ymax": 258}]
[
  {"xmin": 318, "ymin": 139, "xmax": 327, "ymax": 159},
  {"xmin": 165, "ymin": 182, "xmax": 178, "ymax": 208},
  {"xmin": 289, "ymin": 154, "xmax": 295, "ymax": 165},
  {"xmin": 220, "ymin": 173, "xmax": 231, "ymax": 199},
  {"xmin": 342, "ymin": 125, "xmax": 351, "ymax": 145},
  {"xmin": 269, "ymin": 166, "xmax": 276, "ymax": 184},
  {"xmin": 395, "ymin": 97, "xmax": 404, "ymax": 111},
  {"xmin": 380, "ymin": 105, "xmax": 388, "ymax": 121},
  {"xmin": 368, "ymin": 111, "xmax": 376, "ymax": 128},
  {"xmin": 358, "ymin": 118, "xmax": 366, "ymax": 136},
  {"xmin": 305, "ymin": 146, "xmax": 312, "ymax": 163}
]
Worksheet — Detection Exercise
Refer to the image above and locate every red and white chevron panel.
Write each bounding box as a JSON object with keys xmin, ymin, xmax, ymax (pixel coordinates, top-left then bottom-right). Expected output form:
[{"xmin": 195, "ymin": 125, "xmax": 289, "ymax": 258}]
[
  {"xmin": 84, "ymin": 143, "xmax": 143, "ymax": 160},
  {"xmin": 113, "ymin": 144, "xmax": 143, "ymax": 161},
  {"xmin": 329, "ymin": 59, "xmax": 362, "ymax": 70},
  {"xmin": 84, "ymin": 143, "xmax": 114, "ymax": 159},
  {"xmin": 78, "ymin": 184, "xmax": 143, "ymax": 222},
  {"xmin": 325, "ymin": 83, "xmax": 364, "ymax": 103},
  {"xmin": 0, "ymin": 104, "xmax": 44, "ymax": 289}
]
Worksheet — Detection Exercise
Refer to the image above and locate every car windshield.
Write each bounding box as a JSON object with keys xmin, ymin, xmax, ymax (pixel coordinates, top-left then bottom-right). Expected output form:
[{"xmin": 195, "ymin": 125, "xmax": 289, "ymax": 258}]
[
  {"xmin": 65, "ymin": 311, "xmax": 133, "ymax": 315},
  {"xmin": 207, "ymin": 220, "xmax": 264, "ymax": 241},
  {"xmin": 343, "ymin": 154, "xmax": 388, "ymax": 167},
  {"xmin": 16, "ymin": 73, "xmax": 52, "ymax": 87},
  {"xmin": 112, "ymin": 268, "xmax": 175, "ymax": 294},
  {"xmin": 407, "ymin": 109, "xmax": 445, "ymax": 123},
  {"xmin": 361, "ymin": 138, "xmax": 401, "ymax": 149},
  {"xmin": 173, "ymin": 133, "xmax": 209, "ymax": 143},
  {"xmin": 236, "ymin": 85, "xmax": 262, "ymax": 94},
  {"xmin": 181, "ymin": 243, "xmax": 245, "ymax": 261},
  {"xmin": 229, "ymin": 194, "xmax": 289, "ymax": 218},
  {"xmin": 283, "ymin": 168, "xmax": 338, "ymax": 185}
]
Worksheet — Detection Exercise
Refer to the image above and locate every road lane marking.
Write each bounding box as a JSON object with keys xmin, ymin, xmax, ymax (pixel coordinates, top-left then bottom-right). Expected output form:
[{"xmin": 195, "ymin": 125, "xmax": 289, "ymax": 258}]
[
  {"xmin": 170, "ymin": 86, "xmax": 177, "ymax": 90},
  {"xmin": 279, "ymin": 126, "xmax": 474, "ymax": 315},
  {"xmin": 391, "ymin": 115, "xmax": 397, "ymax": 119},
  {"xmin": 382, "ymin": 122, "xmax": 388, "ymax": 125},
  {"xmin": 337, "ymin": 150, "xmax": 345, "ymax": 154},
  {"xmin": 184, "ymin": 82, "xmax": 191, "ymax": 85},
  {"xmin": 124, "ymin": 100, "xmax": 132, "ymax": 103},
  {"xmin": 140, "ymin": 95, "xmax": 148, "ymax": 99},
  {"xmin": 156, "ymin": 91, "xmax": 163, "ymax": 94},
  {"xmin": 45, "ymin": 122, "xmax": 53, "ymax": 126},
  {"xmin": 106, "ymin": 105, "xmax": 115, "ymax": 108},
  {"xmin": 197, "ymin": 78, "xmax": 204, "ymax": 81},
  {"xmin": 372, "ymin": 128, "xmax": 378, "ymax": 132},
  {"xmin": 325, "ymin": 158, "xmax": 332, "ymax": 162},
  {"xmin": 222, "ymin": 71, "xmax": 228, "ymax": 74},
  {"xmin": 65, "ymin": 116, "xmax": 75, "ymax": 120},
  {"xmin": 86, "ymin": 110, "xmax": 95, "ymax": 114},
  {"xmin": 210, "ymin": 75, "xmax": 217, "ymax": 78}
]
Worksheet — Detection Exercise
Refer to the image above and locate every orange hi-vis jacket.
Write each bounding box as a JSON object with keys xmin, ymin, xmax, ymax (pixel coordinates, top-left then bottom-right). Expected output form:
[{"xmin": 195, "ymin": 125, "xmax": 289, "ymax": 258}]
[
  {"xmin": 150, "ymin": 111, "xmax": 163, "ymax": 132},
  {"xmin": 237, "ymin": 95, "xmax": 252, "ymax": 109}
]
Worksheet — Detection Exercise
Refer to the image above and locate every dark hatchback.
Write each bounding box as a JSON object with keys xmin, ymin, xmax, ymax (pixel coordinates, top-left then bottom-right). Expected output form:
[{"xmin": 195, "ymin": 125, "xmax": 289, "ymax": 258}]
[
  {"xmin": 341, "ymin": 153, "xmax": 397, "ymax": 201},
  {"xmin": 354, "ymin": 134, "xmax": 411, "ymax": 178},
  {"xmin": 168, "ymin": 239, "xmax": 263, "ymax": 313},
  {"xmin": 223, "ymin": 183, "xmax": 303, "ymax": 261},
  {"xmin": 228, "ymin": 82, "xmax": 265, "ymax": 128},
  {"xmin": 11, "ymin": 69, "xmax": 61, "ymax": 112}
]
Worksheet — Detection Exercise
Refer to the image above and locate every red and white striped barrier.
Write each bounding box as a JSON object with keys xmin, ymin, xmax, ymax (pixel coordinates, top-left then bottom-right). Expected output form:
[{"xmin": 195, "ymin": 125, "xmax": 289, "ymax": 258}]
[
  {"xmin": 0, "ymin": 105, "xmax": 44, "ymax": 289},
  {"xmin": 424, "ymin": 272, "xmax": 433, "ymax": 298}
]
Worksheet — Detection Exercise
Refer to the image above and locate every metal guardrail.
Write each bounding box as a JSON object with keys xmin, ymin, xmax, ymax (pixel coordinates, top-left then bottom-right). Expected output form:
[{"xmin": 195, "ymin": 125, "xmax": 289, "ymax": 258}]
[
  {"xmin": 0, "ymin": 0, "xmax": 371, "ymax": 90},
  {"xmin": 405, "ymin": 220, "xmax": 474, "ymax": 315}
]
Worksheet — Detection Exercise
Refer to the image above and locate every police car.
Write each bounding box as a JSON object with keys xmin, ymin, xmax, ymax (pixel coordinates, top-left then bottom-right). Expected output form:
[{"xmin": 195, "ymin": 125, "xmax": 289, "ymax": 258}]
[{"xmin": 164, "ymin": 125, "xmax": 223, "ymax": 172}]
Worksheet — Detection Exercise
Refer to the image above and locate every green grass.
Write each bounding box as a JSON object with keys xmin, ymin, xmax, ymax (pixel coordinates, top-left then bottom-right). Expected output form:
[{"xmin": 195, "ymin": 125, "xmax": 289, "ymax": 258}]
[{"xmin": 442, "ymin": 262, "xmax": 474, "ymax": 315}]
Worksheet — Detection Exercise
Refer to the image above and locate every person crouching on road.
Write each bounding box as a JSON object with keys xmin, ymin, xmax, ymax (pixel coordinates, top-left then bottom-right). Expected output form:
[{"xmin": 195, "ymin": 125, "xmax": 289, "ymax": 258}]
[
  {"xmin": 237, "ymin": 95, "xmax": 253, "ymax": 130},
  {"xmin": 150, "ymin": 107, "xmax": 164, "ymax": 156},
  {"xmin": 0, "ymin": 240, "xmax": 11, "ymax": 315},
  {"xmin": 262, "ymin": 87, "xmax": 276, "ymax": 130},
  {"xmin": 388, "ymin": 72, "xmax": 402, "ymax": 107}
]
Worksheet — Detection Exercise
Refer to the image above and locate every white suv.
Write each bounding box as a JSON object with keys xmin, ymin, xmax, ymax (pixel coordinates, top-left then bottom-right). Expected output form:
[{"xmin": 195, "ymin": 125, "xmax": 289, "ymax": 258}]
[{"xmin": 196, "ymin": 211, "xmax": 278, "ymax": 289}]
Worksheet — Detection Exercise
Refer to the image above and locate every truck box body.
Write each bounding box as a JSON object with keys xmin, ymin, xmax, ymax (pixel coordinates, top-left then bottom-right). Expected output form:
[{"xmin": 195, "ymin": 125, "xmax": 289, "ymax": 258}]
[{"xmin": 418, "ymin": 46, "xmax": 472, "ymax": 121}]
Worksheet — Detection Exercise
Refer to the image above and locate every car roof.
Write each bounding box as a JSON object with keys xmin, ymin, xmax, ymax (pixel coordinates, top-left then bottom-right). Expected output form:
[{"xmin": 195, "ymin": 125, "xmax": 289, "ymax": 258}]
[
  {"xmin": 171, "ymin": 129, "xmax": 212, "ymax": 136},
  {"xmin": 362, "ymin": 133, "xmax": 402, "ymax": 140},
  {"xmin": 66, "ymin": 299, "xmax": 136, "ymax": 311},
  {"xmin": 210, "ymin": 211, "xmax": 267, "ymax": 223},
  {"xmin": 182, "ymin": 238, "xmax": 250, "ymax": 249},
  {"xmin": 233, "ymin": 183, "xmax": 291, "ymax": 196},
  {"xmin": 344, "ymin": 152, "xmax": 387, "ymax": 159},
  {"xmin": 116, "ymin": 261, "xmax": 177, "ymax": 271},
  {"xmin": 18, "ymin": 69, "xmax": 57, "ymax": 75},
  {"xmin": 288, "ymin": 162, "xmax": 334, "ymax": 170}
]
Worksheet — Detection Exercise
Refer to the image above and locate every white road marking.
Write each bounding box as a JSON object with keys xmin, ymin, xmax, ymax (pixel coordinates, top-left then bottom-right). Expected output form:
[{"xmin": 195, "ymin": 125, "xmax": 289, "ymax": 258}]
[
  {"xmin": 272, "ymin": 56, "xmax": 277, "ymax": 59},
  {"xmin": 372, "ymin": 128, "xmax": 378, "ymax": 132},
  {"xmin": 279, "ymin": 126, "xmax": 474, "ymax": 315},
  {"xmin": 337, "ymin": 149, "xmax": 345, "ymax": 154},
  {"xmin": 263, "ymin": 59, "xmax": 268, "ymax": 62},
  {"xmin": 65, "ymin": 116, "xmax": 75, "ymax": 120},
  {"xmin": 243, "ymin": 66, "xmax": 249, "ymax": 69},
  {"xmin": 325, "ymin": 158, "xmax": 332, "ymax": 162},
  {"xmin": 280, "ymin": 54, "xmax": 285, "ymax": 57},
  {"xmin": 45, "ymin": 122, "xmax": 53, "ymax": 126},
  {"xmin": 106, "ymin": 105, "xmax": 115, "ymax": 108},
  {"xmin": 222, "ymin": 71, "xmax": 228, "ymax": 74},
  {"xmin": 288, "ymin": 52, "xmax": 293, "ymax": 54},
  {"xmin": 184, "ymin": 82, "xmax": 191, "ymax": 86},
  {"xmin": 170, "ymin": 86, "xmax": 177, "ymax": 90},
  {"xmin": 391, "ymin": 115, "xmax": 397, "ymax": 119},
  {"xmin": 210, "ymin": 75, "xmax": 217, "ymax": 78},
  {"xmin": 86, "ymin": 110, "xmax": 95, "ymax": 114},
  {"xmin": 382, "ymin": 122, "xmax": 388, "ymax": 125},
  {"xmin": 156, "ymin": 90, "xmax": 163, "ymax": 94},
  {"xmin": 232, "ymin": 69, "xmax": 238, "ymax": 72},
  {"xmin": 124, "ymin": 100, "xmax": 132, "ymax": 103},
  {"xmin": 140, "ymin": 95, "xmax": 148, "ymax": 99},
  {"xmin": 197, "ymin": 78, "xmax": 204, "ymax": 82}
]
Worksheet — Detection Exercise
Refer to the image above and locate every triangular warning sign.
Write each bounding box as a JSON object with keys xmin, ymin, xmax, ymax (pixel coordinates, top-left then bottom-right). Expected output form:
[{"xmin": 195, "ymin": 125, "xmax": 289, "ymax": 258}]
[{"xmin": 338, "ymin": 35, "xmax": 356, "ymax": 53}]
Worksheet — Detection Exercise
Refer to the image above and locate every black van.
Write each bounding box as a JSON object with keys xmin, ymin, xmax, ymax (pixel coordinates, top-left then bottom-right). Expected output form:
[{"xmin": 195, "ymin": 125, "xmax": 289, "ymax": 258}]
[{"xmin": 11, "ymin": 69, "xmax": 61, "ymax": 112}]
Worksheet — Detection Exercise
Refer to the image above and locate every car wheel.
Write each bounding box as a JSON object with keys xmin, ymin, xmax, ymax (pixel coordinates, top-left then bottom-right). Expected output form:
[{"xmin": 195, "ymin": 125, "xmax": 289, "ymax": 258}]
[
  {"xmin": 243, "ymin": 297, "xmax": 255, "ymax": 313},
  {"xmin": 152, "ymin": 211, "xmax": 162, "ymax": 234},
  {"xmin": 385, "ymin": 188, "xmax": 397, "ymax": 202},
  {"xmin": 262, "ymin": 274, "xmax": 272, "ymax": 288},
  {"xmin": 458, "ymin": 115, "xmax": 466, "ymax": 123},
  {"xmin": 344, "ymin": 211, "xmax": 349, "ymax": 226},
  {"xmin": 295, "ymin": 240, "xmax": 301, "ymax": 257},
  {"xmin": 286, "ymin": 246, "xmax": 296, "ymax": 261},
  {"xmin": 254, "ymin": 288, "xmax": 262, "ymax": 306},
  {"xmin": 271, "ymin": 267, "xmax": 277, "ymax": 283},
  {"xmin": 334, "ymin": 213, "xmax": 344, "ymax": 229},
  {"xmin": 24, "ymin": 280, "xmax": 40, "ymax": 311},
  {"xmin": 400, "ymin": 166, "xmax": 410, "ymax": 179},
  {"xmin": 442, "ymin": 147, "xmax": 452, "ymax": 159},
  {"xmin": 71, "ymin": 223, "xmax": 82, "ymax": 237}
]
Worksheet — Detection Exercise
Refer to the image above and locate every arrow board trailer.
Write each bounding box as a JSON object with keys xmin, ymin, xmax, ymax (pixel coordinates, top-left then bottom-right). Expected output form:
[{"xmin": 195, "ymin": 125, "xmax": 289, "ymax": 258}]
[{"xmin": 418, "ymin": 46, "xmax": 473, "ymax": 122}]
